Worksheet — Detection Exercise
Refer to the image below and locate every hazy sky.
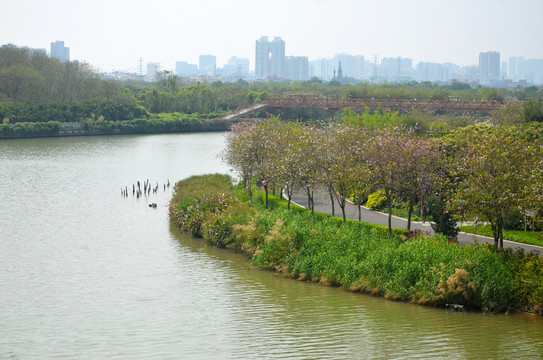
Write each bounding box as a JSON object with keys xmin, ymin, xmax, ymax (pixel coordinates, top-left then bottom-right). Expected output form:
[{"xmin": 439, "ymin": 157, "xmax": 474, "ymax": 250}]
[{"xmin": 1, "ymin": 0, "xmax": 542, "ymax": 72}]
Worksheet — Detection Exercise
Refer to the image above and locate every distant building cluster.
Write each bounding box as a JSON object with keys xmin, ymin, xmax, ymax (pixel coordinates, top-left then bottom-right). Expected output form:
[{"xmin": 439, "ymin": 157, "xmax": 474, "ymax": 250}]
[
  {"xmin": 171, "ymin": 55, "xmax": 250, "ymax": 80},
  {"xmin": 250, "ymin": 37, "xmax": 543, "ymax": 86},
  {"xmin": 50, "ymin": 37, "xmax": 543, "ymax": 86},
  {"xmin": 309, "ymin": 50, "xmax": 543, "ymax": 86}
]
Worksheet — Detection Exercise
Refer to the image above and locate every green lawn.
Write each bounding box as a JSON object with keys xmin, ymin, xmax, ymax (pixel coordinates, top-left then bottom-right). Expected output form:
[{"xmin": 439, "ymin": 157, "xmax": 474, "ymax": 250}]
[{"xmin": 459, "ymin": 225, "xmax": 543, "ymax": 247}]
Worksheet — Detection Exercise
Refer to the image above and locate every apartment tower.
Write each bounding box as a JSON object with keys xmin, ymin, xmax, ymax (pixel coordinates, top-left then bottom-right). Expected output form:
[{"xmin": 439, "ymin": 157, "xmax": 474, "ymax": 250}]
[{"xmin": 255, "ymin": 36, "xmax": 285, "ymax": 79}]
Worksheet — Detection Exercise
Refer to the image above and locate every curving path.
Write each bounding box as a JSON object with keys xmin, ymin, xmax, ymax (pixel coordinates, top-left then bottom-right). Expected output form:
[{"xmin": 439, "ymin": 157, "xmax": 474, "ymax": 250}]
[
  {"xmin": 291, "ymin": 190, "xmax": 542, "ymax": 256},
  {"xmin": 220, "ymin": 103, "xmax": 267, "ymax": 120}
]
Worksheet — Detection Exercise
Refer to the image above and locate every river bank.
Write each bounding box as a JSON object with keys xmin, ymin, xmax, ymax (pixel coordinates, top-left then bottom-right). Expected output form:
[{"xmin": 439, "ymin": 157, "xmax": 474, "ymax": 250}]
[
  {"xmin": 0, "ymin": 115, "xmax": 239, "ymax": 139},
  {"xmin": 169, "ymin": 174, "xmax": 543, "ymax": 316}
]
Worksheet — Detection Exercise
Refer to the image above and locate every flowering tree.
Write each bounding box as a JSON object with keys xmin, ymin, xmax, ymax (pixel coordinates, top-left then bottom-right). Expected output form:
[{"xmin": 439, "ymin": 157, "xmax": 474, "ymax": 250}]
[
  {"xmin": 272, "ymin": 122, "xmax": 308, "ymax": 210},
  {"xmin": 323, "ymin": 125, "xmax": 370, "ymax": 223},
  {"xmin": 296, "ymin": 124, "xmax": 325, "ymax": 216},
  {"xmin": 222, "ymin": 121, "xmax": 268, "ymax": 202},
  {"xmin": 253, "ymin": 118, "xmax": 283, "ymax": 208},
  {"xmin": 223, "ymin": 118, "xmax": 286, "ymax": 206},
  {"xmin": 222, "ymin": 121, "xmax": 257, "ymax": 191},
  {"xmin": 365, "ymin": 127, "xmax": 406, "ymax": 237},
  {"xmin": 450, "ymin": 132, "xmax": 543, "ymax": 251},
  {"xmin": 395, "ymin": 134, "xmax": 445, "ymax": 230}
]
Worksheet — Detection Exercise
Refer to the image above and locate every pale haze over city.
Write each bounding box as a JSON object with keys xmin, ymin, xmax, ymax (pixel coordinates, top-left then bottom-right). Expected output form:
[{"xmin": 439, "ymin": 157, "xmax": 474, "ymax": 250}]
[{"xmin": 2, "ymin": 0, "xmax": 543, "ymax": 74}]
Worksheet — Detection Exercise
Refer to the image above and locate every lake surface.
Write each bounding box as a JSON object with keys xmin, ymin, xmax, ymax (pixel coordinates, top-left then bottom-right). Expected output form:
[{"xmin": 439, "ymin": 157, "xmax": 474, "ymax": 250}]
[{"xmin": 1, "ymin": 133, "xmax": 542, "ymax": 359}]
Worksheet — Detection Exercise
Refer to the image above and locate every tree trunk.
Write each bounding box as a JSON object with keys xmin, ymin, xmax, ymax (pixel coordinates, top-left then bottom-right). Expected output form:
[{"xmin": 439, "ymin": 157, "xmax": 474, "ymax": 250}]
[
  {"xmin": 339, "ymin": 198, "xmax": 346, "ymax": 223},
  {"xmin": 358, "ymin": 205, "xmax": 361, "ymax": 222},
  {"xmin": 286, "ymin": 185, "xmax": 292, "ymax": 210},
  {"xmin": 310, "ymin": 189, "xmax": 315, "ymax": 216},
  {"xmin": 264, "ymin": 184, "xmax": 268, "ymax": 209},
  {"xmin": 407, "ymin": 203, "xmax": 413, "ymax": 231},
  {"xmin": 491, "ymin": 222, "xmax": 499, "ymax": 252},
  {"xmin": 306, "ymin": 188, "xmax": 315, "ymax": 217},
  {"xmin": 328, "ymin": 186, "xmax": 335, "ymax": 216},
  {"xmin": 332, "ymin": 186, "xmax": 347, "ymax": 223},
  {"xmin": 387, "ymin": 191, "xmax": 393, "ymax": 238}
]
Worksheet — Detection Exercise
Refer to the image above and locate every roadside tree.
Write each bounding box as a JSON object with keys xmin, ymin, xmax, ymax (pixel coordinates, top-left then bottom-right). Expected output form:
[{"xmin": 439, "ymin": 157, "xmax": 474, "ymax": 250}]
[
  {"xmin": 396, "ymin": 134, "xmax": 445, "ymax": 230},
  {"xmin": 222, "ymin": 121, "xmax": 261, "ymax": 200},
  {"xmin": 449, "ymin": 133, "xmax": 542, "ymax": 251},
  {"xmin": 365, "ymin": 127, "xmax": 405, "ymax": 236}
]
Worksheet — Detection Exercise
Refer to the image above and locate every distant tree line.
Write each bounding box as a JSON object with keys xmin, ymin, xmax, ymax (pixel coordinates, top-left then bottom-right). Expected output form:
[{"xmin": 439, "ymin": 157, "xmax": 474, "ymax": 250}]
[
  {"xmin": 0, "ymin": 44, "xmax": 121, "ymax": 103},
  {"xmin": 0, "ymin": 96, "xmax": 147, "ymax": 123}
]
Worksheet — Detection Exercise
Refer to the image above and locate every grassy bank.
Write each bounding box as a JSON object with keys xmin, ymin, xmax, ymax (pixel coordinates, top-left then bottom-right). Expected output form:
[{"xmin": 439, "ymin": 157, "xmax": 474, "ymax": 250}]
[
  {"xmin": 459, "ymin": 225, "xmax": 543, "ymax": 247},
  {"xmin": 169, "ymin": 174, "xmax": 543, "ymax": 315}
]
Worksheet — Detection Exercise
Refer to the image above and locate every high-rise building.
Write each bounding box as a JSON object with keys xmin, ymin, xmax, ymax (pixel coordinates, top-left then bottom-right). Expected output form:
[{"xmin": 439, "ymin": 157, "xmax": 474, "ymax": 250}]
[
  {"xmin": 523, "ymin": 59, "xmax": 543, "ymax": 84},
  {"xmin": 146, "ymin": 62, "xmax": 160, "ymax": 77},
  {"xmin": 225, "ymin": 56, "xmax": 250, "ymax": 75},
  {"xmin": 380, "ymin": 57, "xmax": 412, "ymax": 82},
  {"xmin": 285, "ymin": 56, "xmax": 309, "ymax": 81},
  {"xmin": 334, "ymin": 54, "xmax": 364, "ymax": 79},
  {"xmin": 255, "ymin": 36, "xmax": 270, "ymax": 78},
  {"xmin": 310, "ymin": 58, "xmax": 334, "ymax": 80},
  {"xmin": 415, "ymin": 62, "xmax": 446, "ymax": 82},
  {"xmin": 255, "ymin": 36, "xmax": 285, "ymax": 79},
  {"xmin": 199, "ymin": 55, "xmax": 216, "ymax": 75},
  {"xmin": 509, "ymin": 57, "xmax": 525, "ymax": 82},
  {"xmin": 478, "ymin": 51, "xmax": 500, "ymax": 85},
  {"xmin": 175, "ymin": 61, "xmax": 198, "ymax": 76},
  {"xmin": 50, "ymin": 41, "xmax": 69, "ymax": 62},
  {"xmin": 269, "ymin": 37, "xmax": 285, "ymax": 79}
]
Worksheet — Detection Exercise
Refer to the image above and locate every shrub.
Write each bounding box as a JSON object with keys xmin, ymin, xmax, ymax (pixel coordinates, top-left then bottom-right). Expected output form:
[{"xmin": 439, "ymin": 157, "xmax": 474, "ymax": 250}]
[
  {"xmin": 428, "ymin": 195, "xmax": 458, "ymax": 239},
  {"xmin": 169, "ymin": 174, "xmax": 237, "ymax": 241},
  {"xmin": 366, "ymin": 190, "xmax": 387, "ymax": 210},
  {"xmin": 202, "ymin": 211, "xmax": 233, "ymax": 248},
  {"xmin": 512, "ymin": 253, "xmax": 543, "ymax": 315}
]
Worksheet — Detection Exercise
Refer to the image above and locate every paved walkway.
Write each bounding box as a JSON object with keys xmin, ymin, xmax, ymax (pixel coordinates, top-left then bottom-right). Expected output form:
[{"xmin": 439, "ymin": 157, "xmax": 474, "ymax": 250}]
[{"xmin": 291, "ymin": 190, "xmax": 542, "ymax": 256}]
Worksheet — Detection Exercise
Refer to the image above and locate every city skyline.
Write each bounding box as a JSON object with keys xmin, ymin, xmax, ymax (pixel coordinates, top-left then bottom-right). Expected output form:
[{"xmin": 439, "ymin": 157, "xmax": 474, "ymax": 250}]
[
  {"xmin": 11, "ymin": 38, "xmax": 543, "ymax": 85},
  {"xmin": 2, "ymin": 0, "xmax": 543, "ymax": 73}
]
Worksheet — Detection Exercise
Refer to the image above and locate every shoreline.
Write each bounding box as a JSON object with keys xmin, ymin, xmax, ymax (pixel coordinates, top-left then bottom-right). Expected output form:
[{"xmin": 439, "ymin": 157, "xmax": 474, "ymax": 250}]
[
  {"xmin": 0, "ymin": 127, "xmax": 228, "ymax": 140},
  {"xmin": 0, "ymin": 119, "xmax": 238, "ymax": 140}
]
